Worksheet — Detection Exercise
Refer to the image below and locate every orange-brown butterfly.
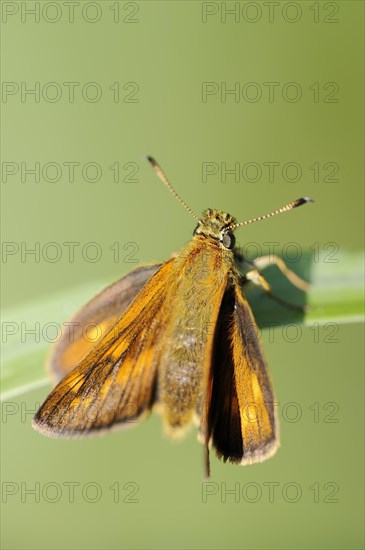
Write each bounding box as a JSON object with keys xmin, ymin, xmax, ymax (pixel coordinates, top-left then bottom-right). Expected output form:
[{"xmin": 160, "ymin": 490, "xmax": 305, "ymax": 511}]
[{"xmin": 33, "ymin": 157, "xmax": 312, "ymax": 477}]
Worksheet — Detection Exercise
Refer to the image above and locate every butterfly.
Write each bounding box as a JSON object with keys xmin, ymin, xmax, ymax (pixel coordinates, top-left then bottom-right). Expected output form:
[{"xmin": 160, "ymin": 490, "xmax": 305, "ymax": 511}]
[{"xmin": 33, "ymin": 157, "xmax": 312, "ymax": 477}]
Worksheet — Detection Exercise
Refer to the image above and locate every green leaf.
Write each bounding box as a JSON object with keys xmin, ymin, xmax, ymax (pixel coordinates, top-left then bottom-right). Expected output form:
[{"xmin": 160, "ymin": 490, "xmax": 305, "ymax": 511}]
[
  {"xmin": 247, "ymin": 250, "xmax": 365, "ymax": 327},
  {"xmin": 1, "ymin": 250, "xmax": 363, "ymax": 400}
]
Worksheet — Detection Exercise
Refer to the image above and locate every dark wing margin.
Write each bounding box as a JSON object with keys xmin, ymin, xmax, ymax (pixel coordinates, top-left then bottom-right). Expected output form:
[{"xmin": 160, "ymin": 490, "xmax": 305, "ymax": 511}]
[
  {"xmin": 33, "ymin": 260, "xmax": 173, "ymax": 438},
  {"xmin": 206, "ymin": 282, "xmax": 279, "ymax": 469}
]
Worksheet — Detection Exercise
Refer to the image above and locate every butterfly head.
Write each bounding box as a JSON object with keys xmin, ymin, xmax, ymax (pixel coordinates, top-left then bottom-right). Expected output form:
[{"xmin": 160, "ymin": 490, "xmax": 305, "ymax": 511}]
[
  {"xmin": 193, "ymin": 209, "xmax": 237, "ymax": 250},
  {"xmin": 146, "ymin": 156, "xmax": 313, "ymax": 250}
]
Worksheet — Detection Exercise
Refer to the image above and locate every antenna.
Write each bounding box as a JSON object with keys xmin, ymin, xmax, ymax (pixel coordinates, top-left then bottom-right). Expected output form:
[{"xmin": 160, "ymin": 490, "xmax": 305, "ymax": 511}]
[
  {"xmin": 146, "ymin": 156, "xmax": 199, "ymax": 221},
  {"xmin": 230, "ymin": 197, "xmax": 313, "ymax": 230}
]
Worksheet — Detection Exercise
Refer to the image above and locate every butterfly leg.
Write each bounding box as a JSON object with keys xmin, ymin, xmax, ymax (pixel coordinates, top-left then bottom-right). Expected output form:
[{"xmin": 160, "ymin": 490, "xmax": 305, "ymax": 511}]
[
  {"xmin": 242, "ymin": 269, "xmax": 308, "ymax": 313},
  {"xmin": 252, "ymin": 255, "xmax": 309, "ymax": 291}
]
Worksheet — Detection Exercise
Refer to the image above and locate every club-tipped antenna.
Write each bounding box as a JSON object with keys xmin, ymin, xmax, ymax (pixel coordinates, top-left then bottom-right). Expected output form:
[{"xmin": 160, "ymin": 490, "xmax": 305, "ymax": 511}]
[
  {"xmin": 229, "ymin": 197, "xmax": 313, "ymax": 230},
  {"xmin": 146, "ymin": 156, "xmax": 199, "ymax": 221}
]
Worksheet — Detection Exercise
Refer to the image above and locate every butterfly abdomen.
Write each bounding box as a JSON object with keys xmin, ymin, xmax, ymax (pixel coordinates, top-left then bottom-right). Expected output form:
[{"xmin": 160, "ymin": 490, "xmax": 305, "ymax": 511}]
[{"xmin": 158, "ymin": 238, "xmax": 233, "ymax": 434}]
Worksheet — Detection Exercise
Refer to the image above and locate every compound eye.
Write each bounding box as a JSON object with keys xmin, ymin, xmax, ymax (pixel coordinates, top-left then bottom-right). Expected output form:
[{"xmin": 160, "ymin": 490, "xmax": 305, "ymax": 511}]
[{"xmin": 221, "ymin": 232, "xmax": 235, "ymax": 249}]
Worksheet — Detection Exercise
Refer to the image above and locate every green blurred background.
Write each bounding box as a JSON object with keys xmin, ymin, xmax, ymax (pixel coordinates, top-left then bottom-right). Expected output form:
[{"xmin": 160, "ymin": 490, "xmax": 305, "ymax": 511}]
[{"xmin": 1, "ymin": 1, "xmax": 364, "ymax": 548}]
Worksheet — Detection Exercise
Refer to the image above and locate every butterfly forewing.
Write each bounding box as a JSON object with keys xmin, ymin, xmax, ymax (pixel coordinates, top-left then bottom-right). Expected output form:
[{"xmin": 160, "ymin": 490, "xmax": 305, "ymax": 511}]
[
  {"xmin": 49, "ymin": 264, "xmax": 162, "ymax": 383},
  {"xmin": 33, "ymin": 260, "xmax": 174, "ymax": 437},
  {"xmin": 208, "ymin": 282, "xmax": 279, "ymax": 464}
]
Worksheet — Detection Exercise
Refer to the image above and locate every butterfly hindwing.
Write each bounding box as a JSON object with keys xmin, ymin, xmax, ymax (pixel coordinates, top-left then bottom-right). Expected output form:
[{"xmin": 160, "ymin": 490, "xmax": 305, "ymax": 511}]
[
  {"xmin": 33, "ymin": 260, "xmax": 173, "ymax": 437},
  {"xmin": 208, "ymin": 281, "xmax": 279, "ymax": 464},
  {"xmin": 49, "ymin": 264, "xmax": 162, "ymax": 383}
]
